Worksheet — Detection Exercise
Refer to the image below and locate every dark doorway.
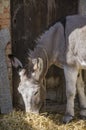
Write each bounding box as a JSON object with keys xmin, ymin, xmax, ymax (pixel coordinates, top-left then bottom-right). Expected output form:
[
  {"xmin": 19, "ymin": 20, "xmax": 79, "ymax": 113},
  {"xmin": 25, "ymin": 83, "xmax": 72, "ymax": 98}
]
[{"xmin": 10, "ymin": 0, "xmax": 78, "ymax": 110}]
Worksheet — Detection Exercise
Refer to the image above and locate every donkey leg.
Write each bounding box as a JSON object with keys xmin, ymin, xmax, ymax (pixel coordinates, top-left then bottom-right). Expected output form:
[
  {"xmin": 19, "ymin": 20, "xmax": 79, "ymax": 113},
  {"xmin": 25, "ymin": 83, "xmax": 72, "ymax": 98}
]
[
  {"xmin": 63, "ymin": 65, "xmax": 78, "ymax": 123},
  {"xmin": 77, "ymin": 70, "xmax": 86, "ymax": 119}
]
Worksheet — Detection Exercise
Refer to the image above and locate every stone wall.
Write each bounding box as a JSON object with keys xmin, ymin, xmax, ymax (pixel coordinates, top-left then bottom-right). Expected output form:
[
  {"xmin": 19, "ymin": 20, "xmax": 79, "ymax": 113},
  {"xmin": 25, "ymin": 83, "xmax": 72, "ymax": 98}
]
[
  {"xmin": 0, "ymin": 0, "xmax": 12, "ymax": 87},
  {"xmin": 0, "ymin": 0, "xmax": 10, "ymax": 29},
  {"xmin": 0, "ymin": 0, "xmax": 13, "ymax": 113}
]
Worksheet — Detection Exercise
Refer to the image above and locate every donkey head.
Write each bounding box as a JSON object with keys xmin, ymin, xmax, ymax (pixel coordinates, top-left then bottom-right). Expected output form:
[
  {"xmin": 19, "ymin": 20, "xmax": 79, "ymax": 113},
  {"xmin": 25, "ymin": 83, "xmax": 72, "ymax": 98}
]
[{"xmin": 9, "ymin": 55, "xmax": 45, "ymax": 113}]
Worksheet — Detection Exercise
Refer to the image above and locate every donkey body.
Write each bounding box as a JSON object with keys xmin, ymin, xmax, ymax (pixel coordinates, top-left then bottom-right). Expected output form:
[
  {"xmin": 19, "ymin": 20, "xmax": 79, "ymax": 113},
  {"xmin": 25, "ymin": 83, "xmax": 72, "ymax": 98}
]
[{"xmin": 10, "ymin": 15, "xmax": 86, "ymax": 123}]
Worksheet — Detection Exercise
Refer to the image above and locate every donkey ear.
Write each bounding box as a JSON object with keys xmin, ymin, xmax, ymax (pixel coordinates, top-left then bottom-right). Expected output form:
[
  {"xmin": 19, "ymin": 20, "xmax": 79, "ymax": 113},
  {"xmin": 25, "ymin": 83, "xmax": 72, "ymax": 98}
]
[
  {"xmin": 8, "ymin": 54, "xmax": 23, "ymax": 69},
  {"xmin": 32, "ymin": 58, "xmax": 43, "ymax": 71},
  {"xmin": 32, "ymin": 58, "xmax": 38, "ymax": 70}
]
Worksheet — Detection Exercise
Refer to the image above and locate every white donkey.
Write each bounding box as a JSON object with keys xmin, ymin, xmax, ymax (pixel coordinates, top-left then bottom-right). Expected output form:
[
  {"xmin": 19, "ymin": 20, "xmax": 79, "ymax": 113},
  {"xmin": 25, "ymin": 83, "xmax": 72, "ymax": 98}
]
[{"xmin": 9, "ymin": 15, "xmax": 86, "ymax": 123}]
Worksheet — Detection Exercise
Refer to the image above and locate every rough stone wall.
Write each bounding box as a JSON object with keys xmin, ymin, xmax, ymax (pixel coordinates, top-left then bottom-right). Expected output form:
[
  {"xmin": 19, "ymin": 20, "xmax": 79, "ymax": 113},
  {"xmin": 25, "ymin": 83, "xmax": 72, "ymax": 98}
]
[
  {"xmin": 0, "ymin": 0, "xmax": 12, "ymax": 88},
  {"xmin": 0, "ymin": 0, "xmax": 10, "ymax": 29},
  {"xmin": 0, "ymin": 0, "xmax": 13, "ymax": 113}
]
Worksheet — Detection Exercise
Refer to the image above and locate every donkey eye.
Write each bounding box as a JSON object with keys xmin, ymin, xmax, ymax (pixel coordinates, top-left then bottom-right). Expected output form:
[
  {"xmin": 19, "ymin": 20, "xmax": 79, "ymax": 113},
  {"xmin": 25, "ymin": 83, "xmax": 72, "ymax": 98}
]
[{"xmin": 34, "ymin": 91, "xmax": 38, "ymax": 96}]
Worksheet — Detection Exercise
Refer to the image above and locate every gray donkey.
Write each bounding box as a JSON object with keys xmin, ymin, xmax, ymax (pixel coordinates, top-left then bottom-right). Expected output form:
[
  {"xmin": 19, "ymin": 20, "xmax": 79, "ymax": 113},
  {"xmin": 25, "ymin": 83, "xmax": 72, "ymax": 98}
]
[{"xmin": 9, "ymin": 15, "xmax": 86, "ymax": 123}]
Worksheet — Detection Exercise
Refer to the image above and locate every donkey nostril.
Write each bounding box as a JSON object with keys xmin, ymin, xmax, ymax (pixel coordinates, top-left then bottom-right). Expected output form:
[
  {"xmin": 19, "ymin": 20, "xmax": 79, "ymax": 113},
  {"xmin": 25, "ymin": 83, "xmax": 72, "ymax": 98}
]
[
  {"xmin": 26, "ymin": 95, "xmax": 28, "ymax": 99},
  {"xmin": 34, "ymin": 91, "xmax": 38, "ymax": 96}
]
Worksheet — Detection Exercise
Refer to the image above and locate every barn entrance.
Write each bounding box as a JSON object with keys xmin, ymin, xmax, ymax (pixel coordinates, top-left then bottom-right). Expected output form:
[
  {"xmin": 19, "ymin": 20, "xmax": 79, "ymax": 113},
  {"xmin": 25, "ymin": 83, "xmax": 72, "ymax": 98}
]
[{"xmin": 10, "ymin": 0, "xmax": 78, "ymax": 111}]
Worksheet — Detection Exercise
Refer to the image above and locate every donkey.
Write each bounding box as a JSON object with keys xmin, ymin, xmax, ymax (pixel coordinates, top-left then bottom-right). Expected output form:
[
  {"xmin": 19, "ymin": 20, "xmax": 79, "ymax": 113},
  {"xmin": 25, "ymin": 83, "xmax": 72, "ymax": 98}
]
[{"xmin": 9, "ymin": 15, "xmax": 86, "ymax": 123}]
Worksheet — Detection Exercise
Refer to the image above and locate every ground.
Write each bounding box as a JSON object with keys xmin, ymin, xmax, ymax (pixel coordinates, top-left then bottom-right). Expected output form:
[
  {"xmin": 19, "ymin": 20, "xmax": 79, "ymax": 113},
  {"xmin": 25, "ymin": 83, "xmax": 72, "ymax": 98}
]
[{"xmin": 0, "ymin": 109, "xmax": 86, "ymax": 130}]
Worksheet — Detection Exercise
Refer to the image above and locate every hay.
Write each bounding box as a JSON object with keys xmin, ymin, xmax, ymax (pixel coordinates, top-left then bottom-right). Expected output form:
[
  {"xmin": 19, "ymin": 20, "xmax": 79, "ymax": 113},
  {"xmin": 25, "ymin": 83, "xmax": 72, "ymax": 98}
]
[{"xmin": 0, "ymin": 110, "xmax": 86, "ymax": 130}]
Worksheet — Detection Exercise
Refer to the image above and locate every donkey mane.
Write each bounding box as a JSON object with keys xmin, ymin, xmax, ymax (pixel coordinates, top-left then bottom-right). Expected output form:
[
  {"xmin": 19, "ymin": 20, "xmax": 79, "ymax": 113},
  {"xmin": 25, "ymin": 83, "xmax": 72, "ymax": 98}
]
[
  {"xmin": 35, "ymin": 22, "xmax": 60, "ymax": 45},
  {"xmin": 28, "ymin": 22, "xmax": 61, "ymax": 59}
]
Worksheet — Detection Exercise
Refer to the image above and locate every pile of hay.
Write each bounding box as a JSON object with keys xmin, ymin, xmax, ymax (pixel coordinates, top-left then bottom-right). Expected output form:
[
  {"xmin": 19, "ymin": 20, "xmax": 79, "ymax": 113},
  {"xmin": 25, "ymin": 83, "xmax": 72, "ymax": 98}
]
[{"xmin": 0, "ymin": 110, "xmax": 86, "ymax": 130}]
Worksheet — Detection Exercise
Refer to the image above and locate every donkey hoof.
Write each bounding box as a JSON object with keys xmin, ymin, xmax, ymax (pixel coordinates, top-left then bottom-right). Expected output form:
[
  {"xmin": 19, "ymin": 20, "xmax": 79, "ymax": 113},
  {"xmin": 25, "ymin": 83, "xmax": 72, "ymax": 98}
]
[
  {"xmin": 62, "ymin": 115, "xmax": 74, "ymax": 124},
  {"xmin": 79, "ymin": 115, "xmax": 86, "ymax": 120}
]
